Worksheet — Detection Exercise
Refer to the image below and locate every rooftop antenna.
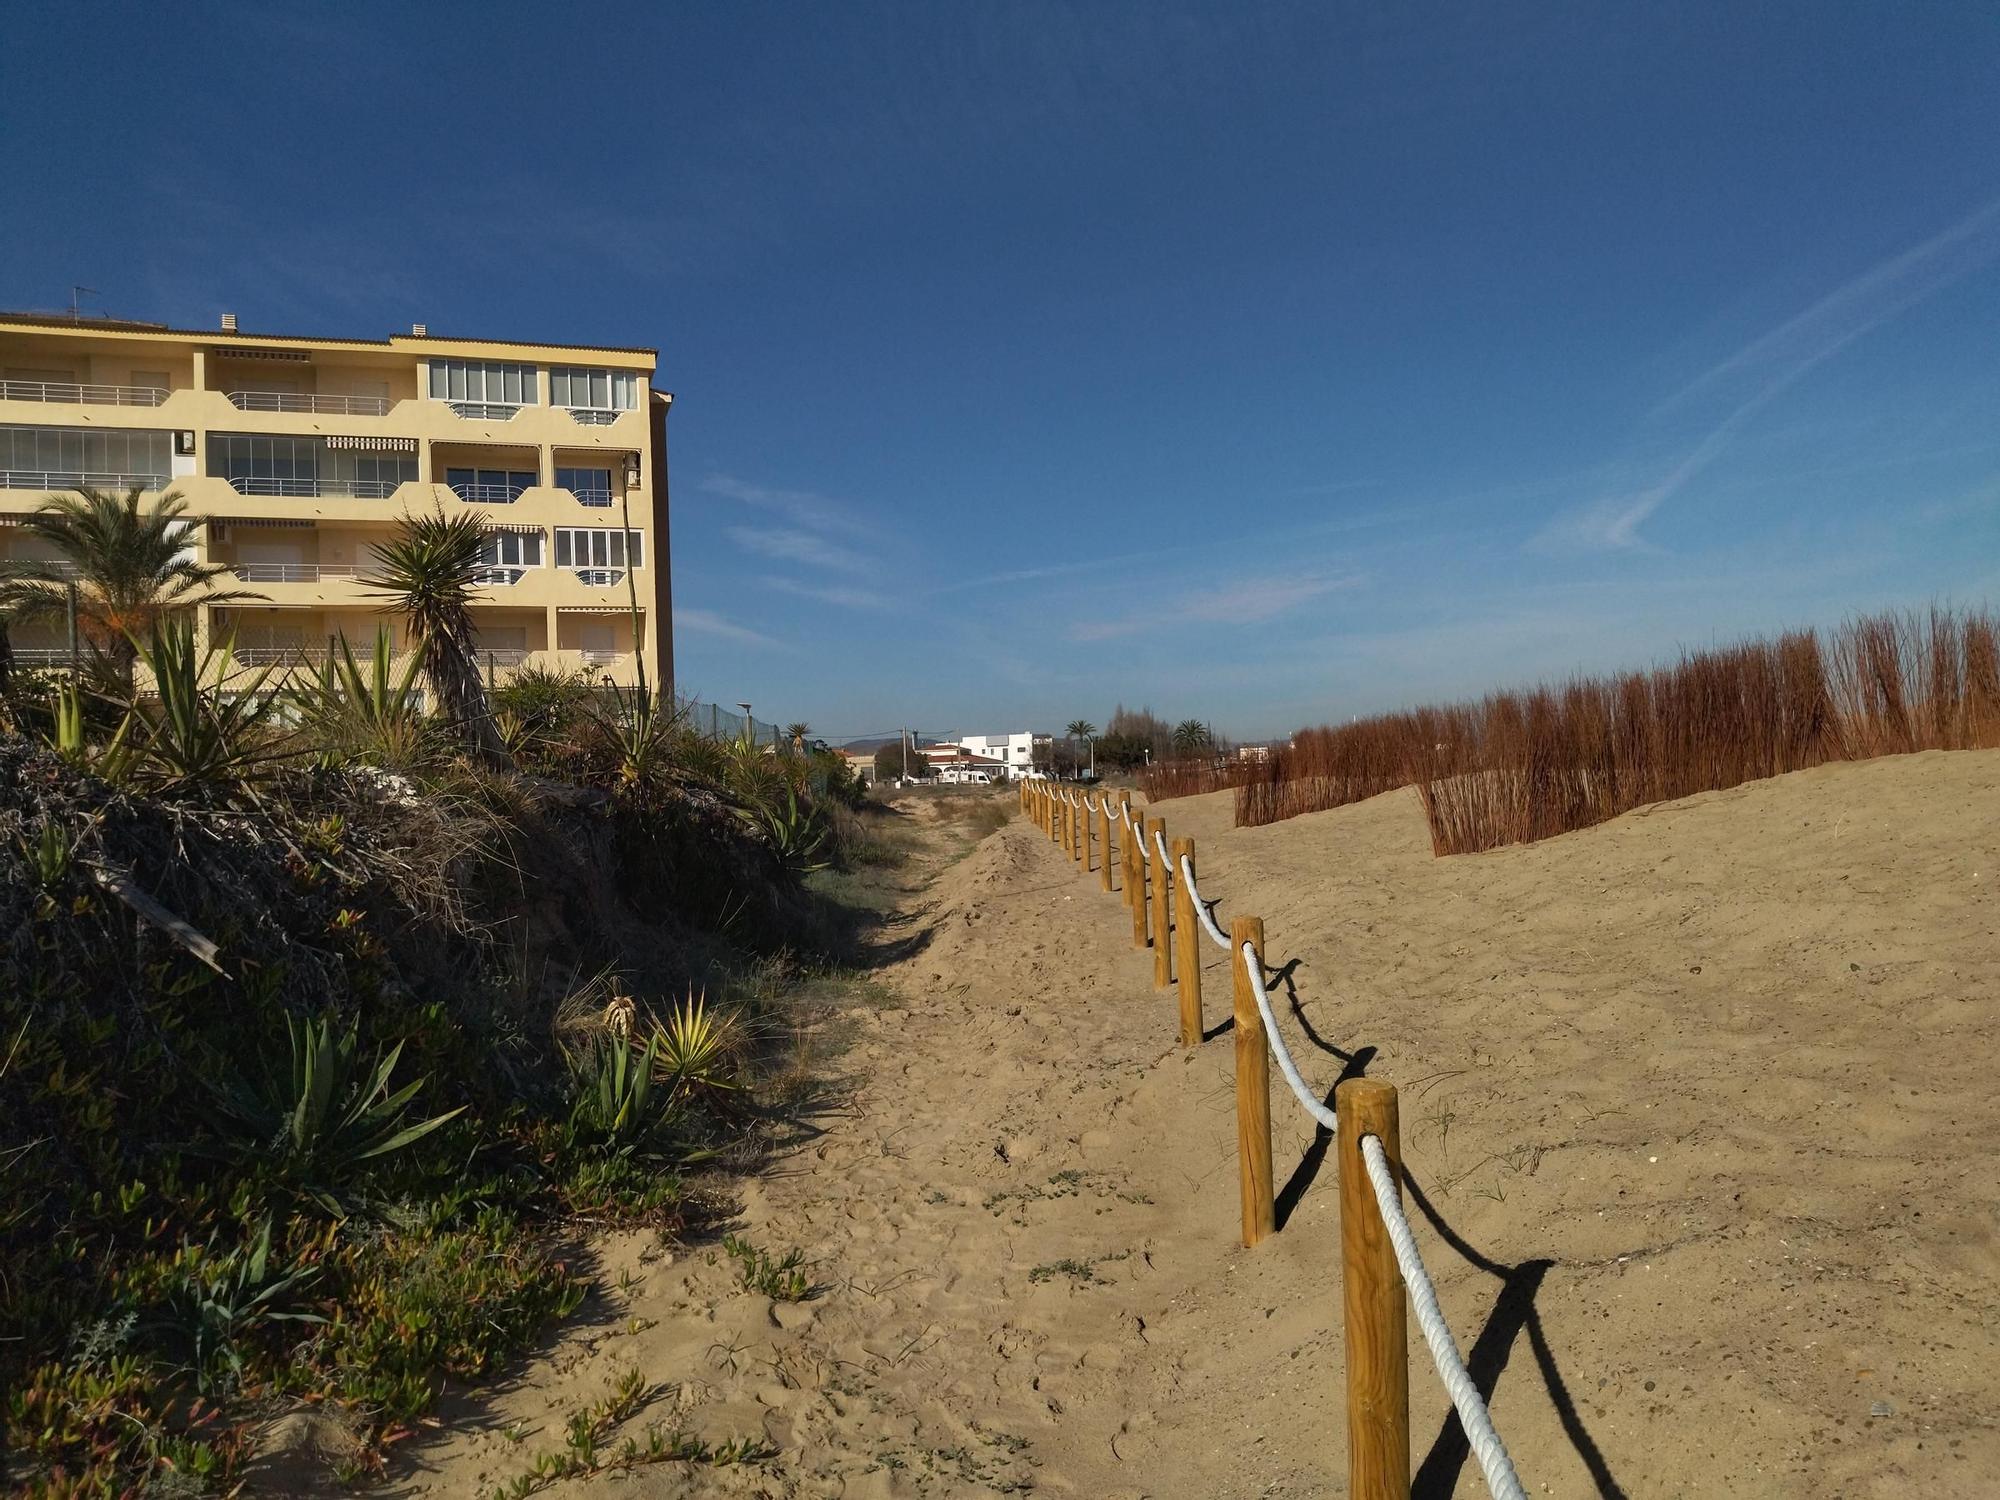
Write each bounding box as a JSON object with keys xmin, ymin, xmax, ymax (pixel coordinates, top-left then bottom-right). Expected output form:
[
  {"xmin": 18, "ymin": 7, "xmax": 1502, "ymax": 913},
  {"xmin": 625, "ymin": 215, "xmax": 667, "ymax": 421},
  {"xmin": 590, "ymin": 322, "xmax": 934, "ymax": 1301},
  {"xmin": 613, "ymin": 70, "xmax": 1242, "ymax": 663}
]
[{"xmin": 69, "ymin": 286, "xmax": 99, "ymax": 321}]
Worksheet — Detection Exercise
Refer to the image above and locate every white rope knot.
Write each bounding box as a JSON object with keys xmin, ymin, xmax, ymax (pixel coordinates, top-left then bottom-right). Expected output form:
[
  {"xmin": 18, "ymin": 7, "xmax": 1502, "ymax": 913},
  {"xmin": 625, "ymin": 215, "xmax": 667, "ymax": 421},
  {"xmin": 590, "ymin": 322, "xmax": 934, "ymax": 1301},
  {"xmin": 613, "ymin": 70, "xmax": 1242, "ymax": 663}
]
[{"xmin": 1359, "ymin": 1135, "xmax": 1528, "ymax": 1500}]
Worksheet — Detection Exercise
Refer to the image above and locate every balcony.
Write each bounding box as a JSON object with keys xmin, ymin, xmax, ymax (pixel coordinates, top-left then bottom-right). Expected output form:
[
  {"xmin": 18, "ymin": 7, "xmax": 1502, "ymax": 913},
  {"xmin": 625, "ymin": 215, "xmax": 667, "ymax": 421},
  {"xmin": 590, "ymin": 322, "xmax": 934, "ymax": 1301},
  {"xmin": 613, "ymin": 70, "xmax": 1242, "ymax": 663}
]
[
  {"xmin": 564, "ymin": 408, "xmax": 622, "ymax": 426},
  {"xmin": 0, "ymin": 470, "xmax": 172, "ymax": 493},
  {"xmin": 0, "ymin": 379, "xmax": 169, "ymax": 408},
  {"xmin": 566, "ymin": 486, "xmax": 613, "ymax": 508},
  {"xmin": 227, "ymin": 562, "xmax": 362, "ymax": 584},
  {"xmin": 227, "ymin": 391, "xmax": 391, "ymax": 417},
  {"xmin": 449, "ymin": 480, "xmax": 528, "ymax": 505},
  {"xmin": 224, "ymin": 477, "xmax": 400, "ymax": 499},
  {"xmin": 445, "ymin": 402, "xmax": 520, "ymax": 421},
  {"xmin": 472, "ymin": 566, "xmax": 526, "ymax": 587},
  {"xmin": 570, "ymin": 567, "xmax": 626, "ymax": 587}
]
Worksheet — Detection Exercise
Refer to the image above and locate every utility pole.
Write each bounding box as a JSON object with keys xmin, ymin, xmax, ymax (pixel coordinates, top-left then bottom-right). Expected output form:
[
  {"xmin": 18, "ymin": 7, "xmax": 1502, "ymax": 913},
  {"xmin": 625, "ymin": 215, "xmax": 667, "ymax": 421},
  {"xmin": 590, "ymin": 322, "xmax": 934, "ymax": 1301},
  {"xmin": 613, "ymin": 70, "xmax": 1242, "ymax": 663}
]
[{"xmin": 902, "ymin": 726, "xmax": 909, "ymax": 782}]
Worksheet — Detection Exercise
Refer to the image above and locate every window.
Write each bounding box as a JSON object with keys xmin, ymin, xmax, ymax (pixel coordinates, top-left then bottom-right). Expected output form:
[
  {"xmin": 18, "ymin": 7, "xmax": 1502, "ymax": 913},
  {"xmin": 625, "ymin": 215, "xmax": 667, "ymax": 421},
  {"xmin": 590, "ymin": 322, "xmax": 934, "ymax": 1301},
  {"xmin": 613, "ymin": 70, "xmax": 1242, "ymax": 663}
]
[
  {"xmin": 427, "ymin": 360, "xmax": 537, "ymax": 406},
  {"xmin": 553, "ymin": 528, "xmax": 642, "ymax": 568},
  {"xmin": 212, "ymin": 434, "xmax": 413, "ymax": 495},
  {"xmin": 130, "ymin": 370, "xmax": 171, "ymax": 393},
  {"xmin": 549, "ymin": 367, "xmax": 638, "ymax": 411},
  {"xmin": 555, "ymin": 466, "xmax": 613, "ymax": 503},
  {"xmin": 478, "ymin": 532, "xmax": 544, "ymax": 567},
  {"xmin": 1, "ymin": 424, "xmax": 171, "ymax": 482}
]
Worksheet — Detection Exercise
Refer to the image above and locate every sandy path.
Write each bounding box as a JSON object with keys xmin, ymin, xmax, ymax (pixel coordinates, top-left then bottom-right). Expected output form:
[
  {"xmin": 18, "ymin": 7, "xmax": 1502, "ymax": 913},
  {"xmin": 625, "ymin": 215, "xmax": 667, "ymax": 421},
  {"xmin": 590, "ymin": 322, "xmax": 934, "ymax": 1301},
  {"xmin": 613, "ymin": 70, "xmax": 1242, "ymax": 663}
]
[{"xmin": 380, "ymin": 752, "xmax": 1999, "ymax": 1498}]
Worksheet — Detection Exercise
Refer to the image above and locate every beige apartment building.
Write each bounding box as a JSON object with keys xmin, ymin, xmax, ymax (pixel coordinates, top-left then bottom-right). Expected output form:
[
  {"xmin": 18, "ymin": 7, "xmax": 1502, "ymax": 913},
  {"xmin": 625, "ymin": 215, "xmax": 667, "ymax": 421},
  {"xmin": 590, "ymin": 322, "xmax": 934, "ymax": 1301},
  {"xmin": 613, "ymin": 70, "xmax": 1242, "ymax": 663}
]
[{"xmin": 0, "ymin": 310, "xmax": 672, "ymax": 692}]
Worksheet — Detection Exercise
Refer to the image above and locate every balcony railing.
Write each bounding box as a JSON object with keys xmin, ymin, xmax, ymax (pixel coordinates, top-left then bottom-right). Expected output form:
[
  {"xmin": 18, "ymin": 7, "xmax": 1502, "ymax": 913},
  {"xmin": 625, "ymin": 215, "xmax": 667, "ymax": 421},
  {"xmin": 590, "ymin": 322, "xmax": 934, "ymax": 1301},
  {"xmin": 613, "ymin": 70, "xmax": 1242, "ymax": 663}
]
[
  {"xmin": 226, "ymin": 562, "xmax": 362, "ymax": 583},
  {"xmin": 570, "ymin": 567, "xmax": 626, "ymax": 587},
  {"xmin": 567, "ymin": 486, "xmax": 613, "ymax": 508},
  {"xmin": 444, "ymin": 401, "xmax": 520, "ymax": 421},
  {"xmin": 449, "ymin": 481, "xmax": 526, "ymax": 504},
  {"xmin": 476, "ymin": 647, "xmax": 531, "ymax": 667},
  {"xmin": 0, "ymin": 560, "xmax": 83, "ymax": 578},
  {"xmin": 227, "ymin": 391, "xmax": 391, "ymax": 416},
  {"xmin": 0, "ymin": 470, "xmax": 172, "ymax": 492},
  {"xmin": 564, "ymin": 408, "xmax": 622, "ymax": 426},
  {"xmin": 0, "ymin": 379, "xmax": 169, "ymax": 407},
  {"xmin": 471, "ymin": 566, "xmax": 525, "ymax": 586},
  {"xmin": 224, "ymin": 476, "xmax": 401, "ymax": 499},
  {"xmin": 578, "ymin": 649, "xmax": 630, "ymax": 667}
]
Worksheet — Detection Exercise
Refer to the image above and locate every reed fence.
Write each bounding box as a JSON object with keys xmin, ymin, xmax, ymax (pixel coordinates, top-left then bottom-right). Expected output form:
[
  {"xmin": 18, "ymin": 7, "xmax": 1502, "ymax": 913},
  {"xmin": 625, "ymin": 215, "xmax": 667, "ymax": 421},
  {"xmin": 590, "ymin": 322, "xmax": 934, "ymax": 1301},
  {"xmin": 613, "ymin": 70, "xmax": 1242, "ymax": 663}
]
[{"xmin": 1238, "ymin": 605, "xmax": 2000, "ymax": 853}]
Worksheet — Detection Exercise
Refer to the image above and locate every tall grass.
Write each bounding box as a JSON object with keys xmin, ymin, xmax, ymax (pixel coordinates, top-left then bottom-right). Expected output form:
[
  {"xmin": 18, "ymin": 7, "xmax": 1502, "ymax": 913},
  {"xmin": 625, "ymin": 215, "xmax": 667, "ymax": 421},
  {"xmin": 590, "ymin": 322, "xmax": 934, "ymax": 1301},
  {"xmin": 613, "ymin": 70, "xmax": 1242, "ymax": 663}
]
[{"xmin": 1240, "ymin": 605, "xmax": 2000, "ymax": 853}]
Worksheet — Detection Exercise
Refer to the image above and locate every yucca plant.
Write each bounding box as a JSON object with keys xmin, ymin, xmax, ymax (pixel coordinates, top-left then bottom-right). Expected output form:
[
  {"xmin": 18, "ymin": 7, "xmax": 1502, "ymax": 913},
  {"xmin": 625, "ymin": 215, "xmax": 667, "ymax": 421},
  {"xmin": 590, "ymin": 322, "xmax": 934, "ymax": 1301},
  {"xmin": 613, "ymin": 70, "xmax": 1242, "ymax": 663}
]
[
  {"xmin": 128, "ymin": 618, "xmax": 295, "ymax": 796},
  {"xmin": 362, "ymin": 506, "xmax": 506, "ymax": 762},
  {"xmin": 292, "ymin": 626, "xmax": 434, "ymax": 769},
  {"xmin": 649, "ymin": 992, "xmax": 742, "ymax": 1092},
  {"xmin": 587, "ymin": 679, "xmax": 686, "ymax": 789},
  {"xmin": 214, "ymin": 1014, "xmax": 465, "ymax": 1215}
]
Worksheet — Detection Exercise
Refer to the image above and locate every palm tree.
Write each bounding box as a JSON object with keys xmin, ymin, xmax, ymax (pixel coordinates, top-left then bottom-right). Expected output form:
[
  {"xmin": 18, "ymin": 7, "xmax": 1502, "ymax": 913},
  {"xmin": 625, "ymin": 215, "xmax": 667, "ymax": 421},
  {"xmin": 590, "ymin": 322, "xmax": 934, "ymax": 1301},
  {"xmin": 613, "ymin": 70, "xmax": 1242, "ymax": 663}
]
[
  {"xmin": 0, "ymin": 486, "xmax": 262, "ymax": 694},
  {"xmin": 1066, "ymin": 719, "xmax": 1097, "ymax": 778},
  {"xmin": 1172, "ymin": 719, "xmax": 1211, "ymax": 757},
  {"xmin": 362, "ymin": 507, "xmax": 506, "ymax": 762},
  {"xmin": 785, "ymin": 721, "xmax": 812, "ymax": 752}
]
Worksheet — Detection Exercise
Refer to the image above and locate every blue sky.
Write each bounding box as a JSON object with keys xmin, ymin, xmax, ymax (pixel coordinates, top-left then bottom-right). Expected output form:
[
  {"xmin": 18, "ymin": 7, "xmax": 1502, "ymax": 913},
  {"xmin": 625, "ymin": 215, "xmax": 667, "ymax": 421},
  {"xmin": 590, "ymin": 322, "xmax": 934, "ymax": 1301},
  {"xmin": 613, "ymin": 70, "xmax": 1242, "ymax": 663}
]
[{"xmin": 4, "ymin": 3, "xmax": 1998, "ymax": 741}]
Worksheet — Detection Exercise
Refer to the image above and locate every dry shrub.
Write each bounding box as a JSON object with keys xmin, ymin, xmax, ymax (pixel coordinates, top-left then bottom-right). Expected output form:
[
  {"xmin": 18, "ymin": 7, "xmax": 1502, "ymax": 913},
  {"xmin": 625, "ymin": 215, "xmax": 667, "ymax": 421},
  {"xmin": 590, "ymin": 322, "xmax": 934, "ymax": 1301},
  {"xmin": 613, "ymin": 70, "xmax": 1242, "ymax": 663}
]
[{"xmin": 1247, "ymin": 605, "xmax": 1999, "ymax": 854}]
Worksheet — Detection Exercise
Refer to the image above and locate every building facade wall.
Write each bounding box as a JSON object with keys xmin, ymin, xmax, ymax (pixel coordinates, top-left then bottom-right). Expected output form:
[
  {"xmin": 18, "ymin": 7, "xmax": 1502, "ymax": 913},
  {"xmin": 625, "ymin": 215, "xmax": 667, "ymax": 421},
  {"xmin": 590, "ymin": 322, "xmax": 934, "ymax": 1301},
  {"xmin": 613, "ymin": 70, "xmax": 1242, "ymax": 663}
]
[{"xmin": 0, "ymin": 314, "xmax": 671, "ymax": 690}]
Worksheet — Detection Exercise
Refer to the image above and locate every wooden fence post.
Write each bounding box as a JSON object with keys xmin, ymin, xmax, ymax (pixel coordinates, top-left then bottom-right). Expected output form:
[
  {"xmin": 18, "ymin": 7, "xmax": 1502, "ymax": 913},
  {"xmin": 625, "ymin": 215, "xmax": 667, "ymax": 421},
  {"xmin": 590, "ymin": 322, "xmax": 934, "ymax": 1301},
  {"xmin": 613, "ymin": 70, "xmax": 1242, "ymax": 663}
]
[
  {"xmin": 1337, "ymin": 1078, "xmax": 1410, "ymax": 1500},
  {"xmin": 1075, "ymin": 794, "xmax": 1089, "ymax": 870},
  {"xmin": 1171, "ymin": 836, "xmax": 1202, "ymax": 1046},
  {"xmin": 1098, "ymin": 794, "xmax": 1114, "ymax": 893},
  {"xmin": 1128, "ymin": 811, "xmax": 1150, "ymax": 949},
  {"xmin": 1230, "ymin": 916, "xmax": 1274, "ymax": 1248},
  {"xmin": 1119, "ymin": 799, "xmax": 1136, "ymax": 908},
  {"xmin": 1150, "ymin": 816, "xmax": 1172, "ymax": 989}
]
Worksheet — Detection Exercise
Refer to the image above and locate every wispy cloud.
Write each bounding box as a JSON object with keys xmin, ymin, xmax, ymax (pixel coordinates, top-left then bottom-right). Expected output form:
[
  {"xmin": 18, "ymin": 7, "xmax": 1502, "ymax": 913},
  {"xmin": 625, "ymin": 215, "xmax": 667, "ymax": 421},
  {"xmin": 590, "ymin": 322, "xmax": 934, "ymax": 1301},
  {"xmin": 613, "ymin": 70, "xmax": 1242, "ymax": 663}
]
[
  {"xmin": 1539, "ymin": 196, "xmax": 2000, "ymax": 554},
  {"xmin": 766, "ymin": 576, "xmax": 891, "ymax": 609},
  {"xmin": 674, "ymin": 606, "xmax": 782, "ymax": 648},
  {"xmin": 1071, "ymin": 572, "xmax": 1361, "ymax": 641},
  {"xmin": 701, "ymin": 473, "xmax": 881, "ymax": 538},
  {"xmin": 725, "ymin": 525, "xmax": 874, "ymax": 573},
  {"xmin": 1662, "ymin": 195, "xmax": 2000, "ymax": 414}
]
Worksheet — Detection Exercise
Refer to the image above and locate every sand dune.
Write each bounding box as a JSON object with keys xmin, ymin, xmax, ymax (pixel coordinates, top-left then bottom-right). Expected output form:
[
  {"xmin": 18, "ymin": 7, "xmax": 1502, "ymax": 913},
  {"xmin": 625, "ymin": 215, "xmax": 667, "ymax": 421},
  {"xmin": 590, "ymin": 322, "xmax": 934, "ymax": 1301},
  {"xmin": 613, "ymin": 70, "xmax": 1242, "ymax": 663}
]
[{"xmin": 379, "ymin": 750, "xmax": 1999, "ymax": 1498}]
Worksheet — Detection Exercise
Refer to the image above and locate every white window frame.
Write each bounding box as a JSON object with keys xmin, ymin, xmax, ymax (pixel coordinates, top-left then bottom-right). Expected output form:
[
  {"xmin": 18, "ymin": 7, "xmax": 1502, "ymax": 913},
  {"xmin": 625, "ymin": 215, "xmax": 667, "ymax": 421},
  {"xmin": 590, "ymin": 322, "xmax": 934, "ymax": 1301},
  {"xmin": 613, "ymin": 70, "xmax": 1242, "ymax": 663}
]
[
  {"xmin": 549, "ymin": 366, "xmax": 638, "ymax": 411},
  {"xmin": 427, "ymin": 360, "xmax": 538, "ymax": 406},
  {"xmin": 554, "ymin": 527, "xmax": 643, "ymax": 569},
  {"xmin": 479, "ymin": 532, "xmax": 544, "ymax": 568}
]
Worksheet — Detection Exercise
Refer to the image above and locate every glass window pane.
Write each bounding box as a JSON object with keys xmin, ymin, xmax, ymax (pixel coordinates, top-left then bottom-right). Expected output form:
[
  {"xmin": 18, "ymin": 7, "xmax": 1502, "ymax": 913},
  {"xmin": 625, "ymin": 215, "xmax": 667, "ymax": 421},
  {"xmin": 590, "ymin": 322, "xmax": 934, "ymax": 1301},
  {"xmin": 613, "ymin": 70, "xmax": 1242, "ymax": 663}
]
[
  {"xmin": 628, "ymin": 532, "xmax": 642, "ymax": 567},
  {"xmin": 449, "ymin": 362, "xmax": 466, "ymax": 400},
  {"xmin": 555, "ymin": 531, "xmax": 571, "ymax": 566}
]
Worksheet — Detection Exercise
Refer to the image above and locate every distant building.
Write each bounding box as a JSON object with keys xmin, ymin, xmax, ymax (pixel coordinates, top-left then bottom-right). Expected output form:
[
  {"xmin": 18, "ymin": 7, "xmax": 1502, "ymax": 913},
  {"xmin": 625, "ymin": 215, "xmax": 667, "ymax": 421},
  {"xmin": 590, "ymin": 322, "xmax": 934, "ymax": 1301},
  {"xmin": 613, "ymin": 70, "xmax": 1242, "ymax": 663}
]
[
  {"xmin": 840, "ymin": 750, "xmax": 876, "ymax": 784},
  {"xmin": 925, "ymin": 743, "xmax": 1009, "ymax": 783},
  {"xmin": 1236, "ymin": 743, "xmax": 1275, "ymax": 763},
  {"xmin": 958, "ymin": 731, "xmax": 1036, "ymax": 779}
]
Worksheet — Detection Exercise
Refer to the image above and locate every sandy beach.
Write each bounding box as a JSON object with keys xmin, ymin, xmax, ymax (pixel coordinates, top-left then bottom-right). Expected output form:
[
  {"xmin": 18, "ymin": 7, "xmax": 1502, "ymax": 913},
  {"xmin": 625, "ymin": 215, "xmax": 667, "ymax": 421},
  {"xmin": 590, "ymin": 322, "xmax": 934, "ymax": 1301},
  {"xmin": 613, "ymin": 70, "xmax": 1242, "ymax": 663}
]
[{"xmin": 377, "ymin": 750, "xmax": 2000, "ymax": 1498}]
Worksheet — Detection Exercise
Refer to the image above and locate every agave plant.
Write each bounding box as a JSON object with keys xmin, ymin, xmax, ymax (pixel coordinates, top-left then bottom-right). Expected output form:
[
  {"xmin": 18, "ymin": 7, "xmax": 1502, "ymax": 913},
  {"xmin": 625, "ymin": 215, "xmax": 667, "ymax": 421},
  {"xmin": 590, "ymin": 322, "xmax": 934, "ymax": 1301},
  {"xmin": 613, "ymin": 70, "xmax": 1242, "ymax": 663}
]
[
  {"xmin": 569, "ymin": 1032, "xmax": 667, "ymax": 1152},
  {"xmin": 747, "ymin": 786, "xmax": 830, "ymax": 874},
  {"xmin": 292, "ymin": 626, "xmax": 433, "ymax": 768},
  {"xmin": 46, "ymin": 676, "xmax": 136, "ymax": 783},
  {"xmin": 128, "ymin": 619, "xmax": 295, "ymax": 796},
  {"xmin": 215, "ymin": 1014, "xmax": 465, "ymax": 1215},
  {"xmin": 155, "ymin": 1220, "xmax": 324, "ymax": 1395},
  {"xmin": 587, "ymin": 679, "xmax": 688, "ymax": 789}
]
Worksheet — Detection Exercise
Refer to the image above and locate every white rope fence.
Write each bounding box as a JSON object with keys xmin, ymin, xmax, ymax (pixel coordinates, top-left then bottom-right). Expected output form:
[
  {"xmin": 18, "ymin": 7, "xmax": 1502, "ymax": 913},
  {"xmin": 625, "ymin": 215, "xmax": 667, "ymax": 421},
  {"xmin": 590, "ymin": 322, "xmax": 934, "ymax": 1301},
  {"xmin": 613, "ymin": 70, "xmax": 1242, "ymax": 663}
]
[
  {"xmin": 1360, "ymin": 1135, "xmax": 1529, "ymax": 1500},
  {"xmin": 1019, "ymin": 779, "xmax": 1528, "ymax": 1498}
]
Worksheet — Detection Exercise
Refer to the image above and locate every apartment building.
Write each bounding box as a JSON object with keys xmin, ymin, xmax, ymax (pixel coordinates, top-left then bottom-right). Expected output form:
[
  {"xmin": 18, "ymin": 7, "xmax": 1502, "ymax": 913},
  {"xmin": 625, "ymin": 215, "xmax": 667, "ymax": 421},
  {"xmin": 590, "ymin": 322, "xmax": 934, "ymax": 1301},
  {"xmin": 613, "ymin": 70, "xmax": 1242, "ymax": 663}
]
[{"xmin": 0, "ymin": 311, "xmax": 672, "ymax": 691}]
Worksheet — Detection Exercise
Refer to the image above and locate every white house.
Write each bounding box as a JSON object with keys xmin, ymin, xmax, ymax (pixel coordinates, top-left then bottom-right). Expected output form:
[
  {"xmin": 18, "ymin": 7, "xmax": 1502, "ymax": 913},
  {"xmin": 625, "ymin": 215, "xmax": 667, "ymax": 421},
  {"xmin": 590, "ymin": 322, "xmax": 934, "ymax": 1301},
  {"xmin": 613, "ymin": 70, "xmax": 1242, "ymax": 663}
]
[{"xmin": 958, "ymin": 731, "xmax": 1036, "ymax": 779}]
